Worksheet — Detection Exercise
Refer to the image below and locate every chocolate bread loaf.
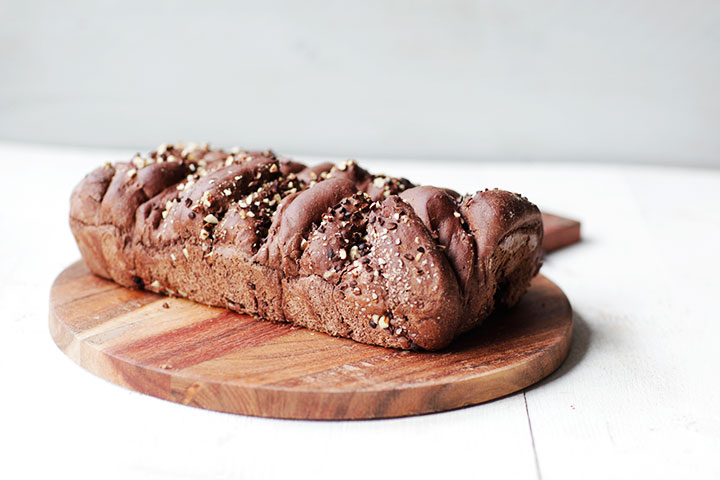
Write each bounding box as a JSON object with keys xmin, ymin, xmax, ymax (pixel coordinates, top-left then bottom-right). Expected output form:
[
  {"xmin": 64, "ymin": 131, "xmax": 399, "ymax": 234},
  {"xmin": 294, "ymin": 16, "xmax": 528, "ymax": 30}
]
[{"xmin": 69, "ymin": 143, "xmax": 543, "ymax": 350}]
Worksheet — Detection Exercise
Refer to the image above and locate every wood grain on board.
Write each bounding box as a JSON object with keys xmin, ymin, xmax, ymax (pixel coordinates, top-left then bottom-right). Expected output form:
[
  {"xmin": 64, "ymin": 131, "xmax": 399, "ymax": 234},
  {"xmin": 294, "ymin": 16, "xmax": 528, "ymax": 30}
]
[{"xmin": 49, "ymin": 261, "xmax": 573, "ymax": 420}]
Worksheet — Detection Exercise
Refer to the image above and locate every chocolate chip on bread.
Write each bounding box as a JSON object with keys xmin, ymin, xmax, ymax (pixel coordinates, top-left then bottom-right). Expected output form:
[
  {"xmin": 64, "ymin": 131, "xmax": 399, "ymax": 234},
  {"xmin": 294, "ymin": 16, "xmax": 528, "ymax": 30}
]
[{"xmin": 69, "ymin": 143, "xmax": 543, "ymax": 350}]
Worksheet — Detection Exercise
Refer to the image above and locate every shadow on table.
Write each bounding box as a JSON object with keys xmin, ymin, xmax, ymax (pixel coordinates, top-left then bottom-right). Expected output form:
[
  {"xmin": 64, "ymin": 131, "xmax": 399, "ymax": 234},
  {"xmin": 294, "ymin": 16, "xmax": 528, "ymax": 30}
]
[{"xmin": 526, "ymin": 309, "xmax": 590, "ymax": 392}]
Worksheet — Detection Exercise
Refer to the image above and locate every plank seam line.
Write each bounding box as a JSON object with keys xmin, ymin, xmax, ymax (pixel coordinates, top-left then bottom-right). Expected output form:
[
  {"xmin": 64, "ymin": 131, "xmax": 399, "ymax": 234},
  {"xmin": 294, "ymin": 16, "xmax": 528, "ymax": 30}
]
[{"xmin": 524, "ymin": 391, "xmax": 542, "ymax": 480}]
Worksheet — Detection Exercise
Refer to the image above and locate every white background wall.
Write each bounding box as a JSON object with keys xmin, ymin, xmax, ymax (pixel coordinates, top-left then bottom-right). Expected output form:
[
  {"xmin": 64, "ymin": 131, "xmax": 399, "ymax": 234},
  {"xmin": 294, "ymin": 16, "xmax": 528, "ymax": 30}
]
[{"xmin": 1, "ymin": 0, "xmax": 719, "ymax": 166}]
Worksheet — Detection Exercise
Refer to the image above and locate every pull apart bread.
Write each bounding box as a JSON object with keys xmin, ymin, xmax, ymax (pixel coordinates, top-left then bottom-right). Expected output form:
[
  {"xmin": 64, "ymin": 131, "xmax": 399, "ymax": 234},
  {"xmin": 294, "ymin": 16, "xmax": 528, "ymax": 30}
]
[{"xmin": 70, "ymin": 143, "xmax": 543, "ymax": 350}]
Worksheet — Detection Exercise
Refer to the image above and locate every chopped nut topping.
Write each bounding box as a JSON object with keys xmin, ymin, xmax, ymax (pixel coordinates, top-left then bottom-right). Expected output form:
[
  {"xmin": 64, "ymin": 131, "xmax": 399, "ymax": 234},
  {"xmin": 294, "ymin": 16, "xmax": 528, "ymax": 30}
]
[
  {"xmin": 199, "ymin": 229, "xmax": 210, "ymax": 240},
  {"xmin": 132, "ymin": 155, "xmax": 145, "ymax": 169},
  {"xmin": 170, "ymin": 253, "xmax": 176, "ymax": 261},
  {"xmin": 338, "ymin": 249, "xmax": 347, "ymax": 260},
  {"xmin": 453, "ymin": 211, "xmax": 461, "ymax": 218},
  {"xmin": 225, "ymin": 155, "xmax": 234, "ymax": 166},
  {"xmin": 150, "ymin": 280, "xmax": 161, "ymax": 289},
  {"xmin": 349, "ymin": 245, "xmax": 360, "ymax": 260},
  {"xmin": 415, "ymin": 252, "xmax": 423, "ymax": 261},
  {"xmin": 377, "ymin": 315, "xmax": 389, "ymax": 329},
  {"xmin": 201, "ymin": 191, "xmax": 212, "ymax": 208},
  {"xmin": 269, "ymin": 163, "xmax": 278, "ymax": 173},
  {"xmin": 246, "ymin": 211, "xmax": 256, "ymax": 218},
  {"xmin": 204, "ymin": 214, "xmax": 219, "ymax": 224},
  {"xmin": 182, "ymin": 247, "xmax": 190, "ymax": 259},
  {"xmin": 182, "ymin": 143, "xmax": 199, "ymax": 157},
  {"xmin": 127, "ymin": 168, "xmax": 137, "ymax": 178}
]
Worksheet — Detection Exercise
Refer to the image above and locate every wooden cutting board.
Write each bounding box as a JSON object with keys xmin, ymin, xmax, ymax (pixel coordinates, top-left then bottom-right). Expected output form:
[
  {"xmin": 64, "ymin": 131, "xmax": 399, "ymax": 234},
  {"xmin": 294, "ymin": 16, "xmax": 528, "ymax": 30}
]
[
  {"xmin": 49, "ymin": 261, "xmax": 572, "ymax": 420},
  {"xmin": 541, "ymin": 212, "xmax": 581, "ymax": 253}
]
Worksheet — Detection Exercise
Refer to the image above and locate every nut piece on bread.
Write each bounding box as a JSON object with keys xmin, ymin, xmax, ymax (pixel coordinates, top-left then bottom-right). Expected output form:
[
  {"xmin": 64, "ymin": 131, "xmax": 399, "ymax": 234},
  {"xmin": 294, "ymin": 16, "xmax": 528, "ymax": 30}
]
[{"xmin": 69, "ymin": 143, "xmax": 543, "ymax": 350}]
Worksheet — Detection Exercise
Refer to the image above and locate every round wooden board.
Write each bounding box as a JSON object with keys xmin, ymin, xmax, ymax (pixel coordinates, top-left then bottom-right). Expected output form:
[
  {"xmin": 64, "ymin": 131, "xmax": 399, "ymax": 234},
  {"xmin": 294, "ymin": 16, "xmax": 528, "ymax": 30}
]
[{"xmin": 49, "ymin": 261, "xmax": 573, "ymax": 420}]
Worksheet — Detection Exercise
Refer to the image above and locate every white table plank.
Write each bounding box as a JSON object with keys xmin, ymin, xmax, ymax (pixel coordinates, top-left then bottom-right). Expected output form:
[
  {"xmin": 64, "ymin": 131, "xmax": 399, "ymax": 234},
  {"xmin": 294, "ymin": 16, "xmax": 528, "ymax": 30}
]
[{"xmin": 520, "ymin": 167, "xmax": 720, "ymax": 480}]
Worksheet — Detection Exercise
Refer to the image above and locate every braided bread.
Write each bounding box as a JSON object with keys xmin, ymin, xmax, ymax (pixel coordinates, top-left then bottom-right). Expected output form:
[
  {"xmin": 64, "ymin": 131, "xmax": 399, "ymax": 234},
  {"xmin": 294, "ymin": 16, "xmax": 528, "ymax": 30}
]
[{"xmin": 69, "ymin": 143, "xmax": 543, "ymax": 350}]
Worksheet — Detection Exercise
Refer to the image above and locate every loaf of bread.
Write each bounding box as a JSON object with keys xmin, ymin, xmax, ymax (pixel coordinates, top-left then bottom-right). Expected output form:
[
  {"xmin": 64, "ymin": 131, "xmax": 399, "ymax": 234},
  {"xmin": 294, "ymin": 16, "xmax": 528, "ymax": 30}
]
[{"xmin": 70, "ymin": 143, "xmax": 543, "ymax": 350}]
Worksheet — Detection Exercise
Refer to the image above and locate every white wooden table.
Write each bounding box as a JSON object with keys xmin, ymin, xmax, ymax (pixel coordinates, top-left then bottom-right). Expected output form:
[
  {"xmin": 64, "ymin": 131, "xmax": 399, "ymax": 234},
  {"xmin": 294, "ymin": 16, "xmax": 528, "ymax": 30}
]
[{"xmin": 1, "ymin": 142, "xmax": 718, "ymax": 479}]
